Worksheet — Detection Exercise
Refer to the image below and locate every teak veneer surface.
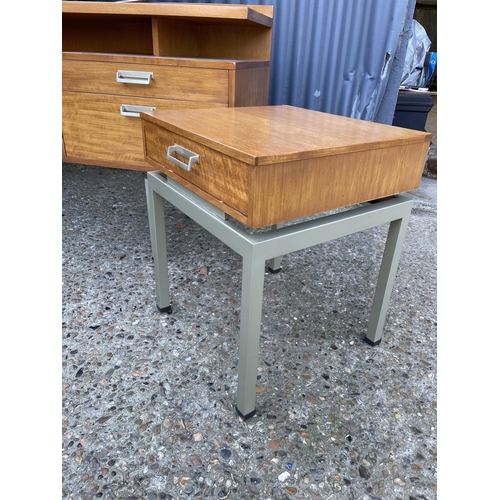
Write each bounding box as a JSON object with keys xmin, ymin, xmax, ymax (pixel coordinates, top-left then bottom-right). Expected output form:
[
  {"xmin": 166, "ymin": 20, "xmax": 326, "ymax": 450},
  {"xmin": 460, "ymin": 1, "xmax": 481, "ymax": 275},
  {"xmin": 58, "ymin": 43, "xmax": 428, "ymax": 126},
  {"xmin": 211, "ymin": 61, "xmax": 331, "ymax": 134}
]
[
  {"xmin": 64, "ymin": 93, "xmax": 226, "ymax": 165},
  {"xmin": 141, "ymin": 105, "xmax": 432, "ymax": 166},
  {"xmin": 141, "ymin": 106, "xmax": 432, "ymax": 228},
  {"xmin": 62, "ymin": 52, "xmax": 270, "ymax": 69},
  {"xmin": 62, "ymin": 1, "xmax": 273, "ymax": 27},
  {"xmin": 63, "ymin": 60, "xmax": 230, "ymax": 102}
]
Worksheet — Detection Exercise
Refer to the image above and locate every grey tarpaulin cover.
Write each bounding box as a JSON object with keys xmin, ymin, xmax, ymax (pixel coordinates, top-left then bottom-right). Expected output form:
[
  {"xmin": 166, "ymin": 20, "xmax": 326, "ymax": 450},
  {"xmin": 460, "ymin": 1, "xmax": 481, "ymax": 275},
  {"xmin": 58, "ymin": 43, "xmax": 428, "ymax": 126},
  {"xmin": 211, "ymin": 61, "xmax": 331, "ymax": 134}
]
[{"xmin": 401, "ymin": 20, "xmax": 431, "ymax": 87}]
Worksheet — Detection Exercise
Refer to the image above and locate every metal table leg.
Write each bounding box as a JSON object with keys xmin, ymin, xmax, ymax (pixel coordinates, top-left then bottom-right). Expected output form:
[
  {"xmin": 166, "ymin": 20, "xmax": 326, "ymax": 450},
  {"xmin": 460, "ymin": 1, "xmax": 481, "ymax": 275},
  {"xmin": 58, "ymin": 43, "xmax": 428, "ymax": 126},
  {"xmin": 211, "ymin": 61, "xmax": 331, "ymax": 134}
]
[
  {"xmin": 266, "ymin": 223, "xmax": 283, "ymax": 273},
  {"xmin": 145, "ymin": 179, "xmax": 172, "ymax": 313},
  {"xmin": 145, "ymin": 171, "xmax": 414, "ymax": 418},
  {"xmin": 236, "ymin": 251, "xmax": 266, "ymax": 419},
  {"xmin": 365, "ymin": 216, "xmax": 411, "ymax": 345}
]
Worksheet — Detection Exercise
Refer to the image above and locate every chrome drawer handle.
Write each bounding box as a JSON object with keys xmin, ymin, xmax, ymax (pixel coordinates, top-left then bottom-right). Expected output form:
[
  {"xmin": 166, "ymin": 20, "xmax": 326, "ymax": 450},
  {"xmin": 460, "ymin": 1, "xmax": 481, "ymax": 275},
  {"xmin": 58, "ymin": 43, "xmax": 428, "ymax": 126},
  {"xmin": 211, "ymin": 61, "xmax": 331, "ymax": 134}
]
[
  {"xmin": 166, "ymin": 144, "xmax": 200, "ymax": 172},
  {"xmin": 120, "ymin": 104, "xmax": 156, "ymax": 118},
  {"xmin": 116, "ymin": 70, "xmax": 153, "ymax": 85}
]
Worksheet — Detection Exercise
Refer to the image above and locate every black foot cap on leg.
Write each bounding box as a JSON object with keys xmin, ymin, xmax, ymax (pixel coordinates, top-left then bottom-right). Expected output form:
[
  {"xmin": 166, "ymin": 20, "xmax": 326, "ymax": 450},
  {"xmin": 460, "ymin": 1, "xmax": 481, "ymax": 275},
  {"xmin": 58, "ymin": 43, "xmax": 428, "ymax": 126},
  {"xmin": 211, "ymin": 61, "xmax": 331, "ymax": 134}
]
[
  {"xmin": 363, "ymin": 337, "xmax": 382, "ymax": 346},
  {"xmin": 157, "ymin": 304, "xmax": 172, "ymax": 314},
  {"xmin": 236, "ymin": 406, "xmax": 256, "ymax": 420},
  {"xmin": 266, "ymin": 266, "xmax": 282, "ymax": 274}
]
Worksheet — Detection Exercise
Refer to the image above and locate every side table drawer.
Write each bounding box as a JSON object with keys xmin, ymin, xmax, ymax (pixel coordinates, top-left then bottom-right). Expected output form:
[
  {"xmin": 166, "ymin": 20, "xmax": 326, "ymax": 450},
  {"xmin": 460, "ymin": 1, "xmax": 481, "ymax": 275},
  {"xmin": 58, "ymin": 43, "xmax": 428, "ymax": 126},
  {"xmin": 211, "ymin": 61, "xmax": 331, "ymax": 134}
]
[
  {"xmin": 62, "ymin": 60, "xmax": 229, "ymax": 103},
  {"xmin": 142, "ymin": 120, "xmax": 249, "ymax": 216},
  {"xmin": 62, "ymin": 92, "xmax": 226, "ymax": 166},
  {"xmin": 140, "ymin": 106, "xmax": 432, "ymax": 228}
]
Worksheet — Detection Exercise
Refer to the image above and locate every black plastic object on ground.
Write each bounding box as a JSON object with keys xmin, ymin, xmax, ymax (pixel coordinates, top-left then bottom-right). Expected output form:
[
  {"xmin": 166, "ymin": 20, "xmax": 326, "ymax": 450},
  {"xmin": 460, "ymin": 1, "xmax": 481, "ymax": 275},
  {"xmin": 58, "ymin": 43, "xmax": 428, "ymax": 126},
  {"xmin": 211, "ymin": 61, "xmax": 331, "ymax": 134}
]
[{"xmin": 392, "ymin": 92, "xmax": 434, "ymax": 131}]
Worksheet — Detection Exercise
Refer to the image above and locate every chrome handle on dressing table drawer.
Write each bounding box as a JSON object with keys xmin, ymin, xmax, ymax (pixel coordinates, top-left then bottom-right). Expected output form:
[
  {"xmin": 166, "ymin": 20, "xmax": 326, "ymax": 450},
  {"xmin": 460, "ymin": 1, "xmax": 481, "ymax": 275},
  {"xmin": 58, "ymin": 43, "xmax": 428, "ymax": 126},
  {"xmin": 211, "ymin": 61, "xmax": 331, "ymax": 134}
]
[
  {"xmin": 166, "ymin": 144, "xmax": 200, "ymax": 172},
  {"xmin": 120, "ymin": 104, "xmax": 156, "ymax": 117},
  {"xmin": 116, "ymin": 70, "xmax": 153, "ymax": 84}
]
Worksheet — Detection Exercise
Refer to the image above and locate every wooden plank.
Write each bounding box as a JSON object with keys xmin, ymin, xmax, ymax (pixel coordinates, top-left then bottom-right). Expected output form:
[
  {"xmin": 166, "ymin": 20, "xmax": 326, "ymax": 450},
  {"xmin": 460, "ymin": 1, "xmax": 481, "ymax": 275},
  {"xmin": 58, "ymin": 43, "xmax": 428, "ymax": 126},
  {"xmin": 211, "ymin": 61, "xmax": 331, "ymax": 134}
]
[
  {"xmin": 232, "ymin": 67, "xmax": 270, "ymax": 107},
  {"xmin": 62, "ymin": 52, "xmax": 268, "ymax": 69},
  {"xmin": 62, "ymin": 2, "xmax": 273, "ymax": 27},
  {"xmin": 151, "ymin": 16, "xmax": 160, "ymax": 57}
]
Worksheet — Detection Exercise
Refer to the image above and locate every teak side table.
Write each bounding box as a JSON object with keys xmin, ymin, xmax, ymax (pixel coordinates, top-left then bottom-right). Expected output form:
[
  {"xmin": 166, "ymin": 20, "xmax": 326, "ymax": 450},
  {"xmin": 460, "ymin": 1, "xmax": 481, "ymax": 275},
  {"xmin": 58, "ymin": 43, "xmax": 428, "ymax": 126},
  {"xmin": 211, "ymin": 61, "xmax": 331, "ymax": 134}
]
[{"xmin": 141, "ymin": 106, "xmax": 432, "ymax": 419}]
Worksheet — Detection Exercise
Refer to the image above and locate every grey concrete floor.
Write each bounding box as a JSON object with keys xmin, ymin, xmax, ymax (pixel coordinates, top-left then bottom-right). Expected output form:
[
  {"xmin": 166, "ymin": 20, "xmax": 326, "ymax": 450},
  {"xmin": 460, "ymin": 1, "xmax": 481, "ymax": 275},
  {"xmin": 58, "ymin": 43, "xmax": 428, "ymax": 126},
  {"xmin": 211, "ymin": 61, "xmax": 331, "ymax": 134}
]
[{"xmin": 62, "ymin": 163, "xmax": 437, "ymax": 500}]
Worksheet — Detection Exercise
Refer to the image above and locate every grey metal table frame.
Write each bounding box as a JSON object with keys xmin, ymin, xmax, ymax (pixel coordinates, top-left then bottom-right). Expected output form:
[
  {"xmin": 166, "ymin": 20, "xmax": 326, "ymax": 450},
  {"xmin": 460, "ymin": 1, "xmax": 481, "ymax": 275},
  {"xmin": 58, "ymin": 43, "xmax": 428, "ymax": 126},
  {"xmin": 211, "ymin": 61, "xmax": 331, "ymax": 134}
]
[{"xmin": 145, "ymin": 171, "xmax": 414, "ymax": 419}]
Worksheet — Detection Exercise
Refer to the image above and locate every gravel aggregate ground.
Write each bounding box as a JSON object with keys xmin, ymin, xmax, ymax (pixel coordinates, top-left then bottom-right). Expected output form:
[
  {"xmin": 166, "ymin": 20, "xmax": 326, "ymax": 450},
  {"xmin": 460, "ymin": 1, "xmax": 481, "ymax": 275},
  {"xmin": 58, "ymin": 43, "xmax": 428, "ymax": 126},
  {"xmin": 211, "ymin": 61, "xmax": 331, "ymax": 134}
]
[{"xmin": 62, "ymin": 162, "xmax": 437, "ymax": 500}]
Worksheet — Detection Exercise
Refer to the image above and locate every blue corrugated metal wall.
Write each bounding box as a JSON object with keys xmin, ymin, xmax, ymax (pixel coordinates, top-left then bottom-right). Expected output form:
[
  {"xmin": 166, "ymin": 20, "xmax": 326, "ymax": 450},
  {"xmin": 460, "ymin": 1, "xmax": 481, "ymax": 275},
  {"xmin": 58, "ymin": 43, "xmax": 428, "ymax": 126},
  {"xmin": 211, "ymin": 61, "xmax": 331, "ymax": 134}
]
[{"xmin": 155, "ymin": 0, "xmax": 416, "ymax": 124}]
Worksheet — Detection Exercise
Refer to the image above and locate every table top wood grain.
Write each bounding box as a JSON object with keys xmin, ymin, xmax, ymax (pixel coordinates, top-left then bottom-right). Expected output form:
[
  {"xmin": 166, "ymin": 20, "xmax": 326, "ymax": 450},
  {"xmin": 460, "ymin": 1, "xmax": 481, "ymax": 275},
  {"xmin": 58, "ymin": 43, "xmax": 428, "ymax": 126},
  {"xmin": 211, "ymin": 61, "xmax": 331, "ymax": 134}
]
[{"xmin": 141, "ymin": 105, "xmax": 433, "ymax": 166}]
